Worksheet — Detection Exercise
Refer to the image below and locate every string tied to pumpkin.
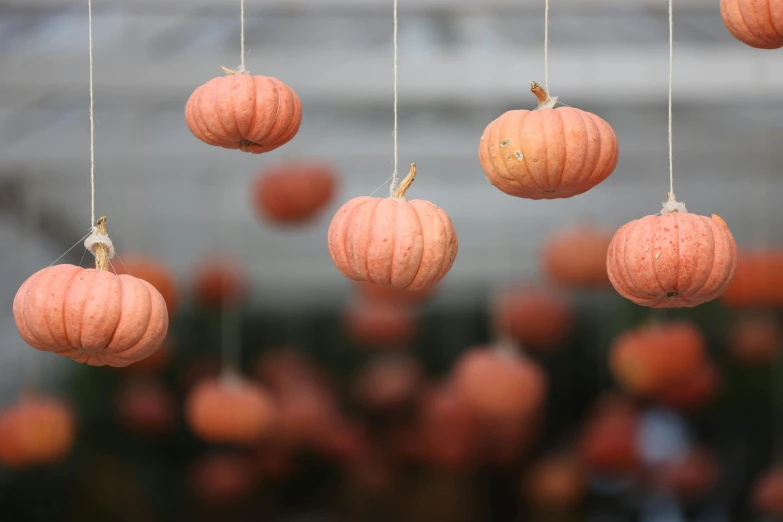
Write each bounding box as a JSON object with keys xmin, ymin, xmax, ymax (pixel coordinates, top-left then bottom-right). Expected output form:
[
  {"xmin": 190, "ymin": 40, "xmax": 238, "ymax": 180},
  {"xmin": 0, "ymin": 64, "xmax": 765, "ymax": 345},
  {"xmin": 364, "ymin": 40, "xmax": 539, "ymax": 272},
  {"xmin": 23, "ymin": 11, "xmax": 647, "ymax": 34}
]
[
  {"xmin": 84, "ymin": 216, "xmax": 115, "ymax": 271},
  {"xmin": 220, "ymin": 64, "xmax": 249, "ymax": 76},
  {"xmin": 660, "ymin": 192, "xmax": 688, "ymax": 215}
]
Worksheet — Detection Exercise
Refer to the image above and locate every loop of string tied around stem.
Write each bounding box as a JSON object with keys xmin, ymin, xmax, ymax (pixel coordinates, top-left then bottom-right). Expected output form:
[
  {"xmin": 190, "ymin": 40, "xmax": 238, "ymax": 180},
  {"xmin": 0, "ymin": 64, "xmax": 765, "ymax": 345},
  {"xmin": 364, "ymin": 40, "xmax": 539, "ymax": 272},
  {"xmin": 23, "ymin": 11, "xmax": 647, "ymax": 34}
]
[
  {"xmin": 84, "ymin": 217, "xmax": 115, "ymax": 261},
  {"xmin": 220, "ymin": 64, "xmax": 249, "ymax": 75}
]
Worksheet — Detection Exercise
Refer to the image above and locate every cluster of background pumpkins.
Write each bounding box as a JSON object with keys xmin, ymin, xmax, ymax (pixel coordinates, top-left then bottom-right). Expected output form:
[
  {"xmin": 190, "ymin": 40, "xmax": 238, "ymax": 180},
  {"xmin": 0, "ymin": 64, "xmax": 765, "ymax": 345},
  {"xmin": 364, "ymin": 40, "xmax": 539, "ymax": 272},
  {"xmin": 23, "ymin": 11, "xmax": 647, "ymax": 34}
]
[{"xmin": 2, "ymin": 0, "xmax": 783, "ymax": 520}]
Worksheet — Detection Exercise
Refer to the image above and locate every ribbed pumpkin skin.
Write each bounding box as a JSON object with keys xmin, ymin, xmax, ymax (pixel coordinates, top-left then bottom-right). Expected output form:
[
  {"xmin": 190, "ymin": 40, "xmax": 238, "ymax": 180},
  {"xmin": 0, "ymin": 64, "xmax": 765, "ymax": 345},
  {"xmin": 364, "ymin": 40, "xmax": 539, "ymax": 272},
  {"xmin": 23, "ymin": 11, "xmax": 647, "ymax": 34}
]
[
  {"xmin": 114, "ymin": 256, "xmax": 178, "ymax": 317},
  {"xmin": 721, "ymin": 0, "xmax": 783, "ymax": 49},
  {"xmin": 0, "ymin": 398, "xmax": 75, "ymax": 468},
  {"xmin": 185, "ymin": 75, "xmax": 302, "ymax": 153},
  {"xmin": 607, "ymin": 213, "xmax": 738, "ymax": 308},
  {"xmin": 186, "ymin": 378, "xmax": 276, "ymax": 445},
  {"xmin": 479, "ymin": 108, "xmax": 618, "ymax": 199},
  {"xmin": 253, "ymin": 162, "xmax": 337, "ymax": 224},
  {"xmin": 327, "ymin": 197, "xmax": 458, "ymax": 290},
  {"xmin": 13, "ymin": 265, "xmax": 169, "ymax": 367}
]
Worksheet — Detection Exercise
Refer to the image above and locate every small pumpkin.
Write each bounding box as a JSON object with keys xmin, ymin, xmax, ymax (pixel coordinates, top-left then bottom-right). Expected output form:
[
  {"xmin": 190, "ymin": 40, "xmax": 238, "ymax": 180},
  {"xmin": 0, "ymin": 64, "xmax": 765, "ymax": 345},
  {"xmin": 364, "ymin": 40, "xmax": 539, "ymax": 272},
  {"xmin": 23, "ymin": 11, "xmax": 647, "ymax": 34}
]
[
  {"xmin": 115, "ymin": 377, "xmax": 175, "ymax": 438},
  {"xmin": 479, "ymin": 82, "xmax": 618, "ymax": 200},
  {"xmin": 542, "ymin": 224, "xmax": 613, "ymax": 288},
  {"xmin": 185, "ymin": 69, "xmax": 302, "ymax": 153},
  {"xmin": 658, "ymin": 363, "xmax": 721, "ymax": 412},
  {"xmin": 451, "ymin": 345, "xmax": 547, "ymax": 422},
  {"xmin": 354, "ymin": 355, "xmax": 423, "ymax": 410},
  {"xmin": 610, "ymin": 321, "xmax": 706, "ymax": 398},
  {"xmin": 721, "ymin": 0, "xmax": 783, "ymax": 49},
  {"xmin": 607, "ymin": 198, "xmax": 738, "ymax": 308},
  {"xmin": 275, "ymin": 382, "xmax": 339, "ymax": 447},
  {"xmin": 193, "ymin": 259, "xmax": 246, "ymax": 307},
  {"xmin": 328, "ymin": 163, "xmax": 458, "ymax": 290},
  {"xmin": 343, "ymin": 299, "xmax": 417, "ymax": 349},
  {"xmin": 728, "ymin": 314, "xmax": 781, "ymax": 364},
  {"xmin": 13, "ymin": 217, "xmax": 169, "ymax": 367},
  {"xmin": 185, "ymin": 374, "xmax": 276, "ymax": 445},
  {"xmin": 0, "ymin": 397, "xmax": 75, "ymax": 468},
  {"xmin": 721, "ymin": 250, "xmax": 783, "ymax": 308},
  {"xmin": 114, "ymin": 255, "xmax": 179, "ymax": 317},
  {"xmin": 253, "ymin": 161, "xmax": 337, "ymax": 225},
  {"xmin": 493, "ymin": 286, "xmax": 573, "ymax": 351},
  {"xmin": 253, "ymin": 348, "xmax": 320, "ymax": 392},
  {"xmin": 753, "ymin": 467, "xmax": 783, "ymax": 517},
  {"xmin": 579, "ymin": 400, "xmax": 639, "ymax": 477},
  {"xmin": 189, "ymin": 453, "xmax": 257, "ymax": 506},
  {"xmin": 522, "ymin": 453, "xmax": 586, "ymax": 513},
  {"xmin": 660, "ymin": 449, "xmax": 719, "ymax": 501}
]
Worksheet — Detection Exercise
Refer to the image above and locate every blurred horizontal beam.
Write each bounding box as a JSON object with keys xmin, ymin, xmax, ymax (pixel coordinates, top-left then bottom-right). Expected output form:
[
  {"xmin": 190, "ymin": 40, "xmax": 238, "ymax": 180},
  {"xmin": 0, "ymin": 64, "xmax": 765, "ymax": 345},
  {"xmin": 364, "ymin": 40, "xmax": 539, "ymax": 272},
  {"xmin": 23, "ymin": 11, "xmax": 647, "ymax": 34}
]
[{"xmin": 1, "ymin": 47, "xmax": 781, "ymax": 106}]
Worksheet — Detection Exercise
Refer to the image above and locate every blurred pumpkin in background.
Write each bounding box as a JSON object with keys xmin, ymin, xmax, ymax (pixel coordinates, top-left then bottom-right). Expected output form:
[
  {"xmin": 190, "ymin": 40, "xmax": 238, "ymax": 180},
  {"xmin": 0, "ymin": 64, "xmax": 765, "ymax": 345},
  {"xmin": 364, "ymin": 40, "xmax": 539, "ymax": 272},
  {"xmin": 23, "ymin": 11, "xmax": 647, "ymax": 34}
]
[
  {"xmin": 253, "ymin": 348, "xmax": 321, "ymax": 393},
  {"xmin": 522, "ymin": 452, "xmax": 586, "ymax": 514},
  {"xmin": 189, "ymin": 452, "xmax": 257, "ymax": 506},
  {"xmin": 275, "ymin": 381, "xmax": 340, "ymax": 448},
  {"xmin": 579, "ymin": 395, "xmax": 640, "ymax": 477},
  {"xmin": 610, "ymin": 321, "xmax": 706, "ymax": 398},
  {"xmin": 657, "ymin": 363, "xmax": 721, "ymax": 412},
  {"xmin": 753, "ymin": 467, "xmax": 783, "ymax": 517},
  {"xmin": 541, "ymin": 224, "xmax": 613, "ymax": 289},
  {"xmin": 354, "ymin": 354, "xmax": 423, "ymax": 411},
  {"xmin": 343, "ymin": 299, "xmax": 417, "ymax": 349},
  {"xmin": 0, "ymin": 397, "xmax": 75, "ymax": 468},
  {"xmin": 658, "ymin": 448, "xmax": 720, "ymax": 501},
  {"xmin": 728, "ymin": 314, "xmax": 781, "ymax": 365},
  {"xmin": 192, "ymin": 258, "xmax": 247, "ymax": 307},
  {"xmin": 722, "ymin": 250, "xmax": 783, "ymax": 308},
  {"xmin": 115, "ymin": 377, "xmax": 175, "ymax": 438},
  {"xmin": 114, "ymin": 255, "xmax": 179, "ymax": 316},
  {"xmin": 493, "ymin": 286, "xmax": 573, "ymax": 351},
  {"xmin": 252, "ymin": 161, "xmax": 337, "ymax": 225},
  {"xmin": 122, "ymin": 335, "xmax": 174, "ymax": 373}
]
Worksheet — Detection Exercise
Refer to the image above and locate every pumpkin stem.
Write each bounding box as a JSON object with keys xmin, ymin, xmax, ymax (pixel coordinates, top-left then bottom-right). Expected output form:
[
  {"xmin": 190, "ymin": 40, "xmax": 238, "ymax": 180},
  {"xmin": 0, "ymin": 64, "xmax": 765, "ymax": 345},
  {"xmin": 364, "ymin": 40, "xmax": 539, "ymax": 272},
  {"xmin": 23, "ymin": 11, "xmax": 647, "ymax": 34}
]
[
  {"xmin": 530, "ymin": 82, "xmax": 559, "ymax": 110},
  {"xmin": 93, "ymin": 216, "xmax": 111, "ymax": 271},
  {"xmin": 661, "ymin": 192, "xmax": 688, "ymax": 215},
  {"xmin": 391, "ymin": 163, "xmax": 417, "ymax": 200},
  {"xmin": 220, "ymin": 64, "xmax": 249, "ymax": 76}
]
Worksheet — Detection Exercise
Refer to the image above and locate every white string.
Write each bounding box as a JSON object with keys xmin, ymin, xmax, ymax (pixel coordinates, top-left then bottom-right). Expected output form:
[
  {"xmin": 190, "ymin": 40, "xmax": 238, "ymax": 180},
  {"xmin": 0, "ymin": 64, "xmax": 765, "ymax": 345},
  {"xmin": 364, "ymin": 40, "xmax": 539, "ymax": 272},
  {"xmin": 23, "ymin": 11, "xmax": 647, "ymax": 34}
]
[
  {"xmin": 389, "ymin": 0, "xmax": 399, "ymax": 196},
  {"xmin": 88, "ymin": 0, "xmax": 96, "ymax": 227},
  {"xmin": 49, "ymin": 231, "xmax": 93, "ymax": 267},
  {"xmin": 544, "ymin": 0, "xmax": 550, "ymax": 92},
  {"xmin": 240, "ymin": 0, "xmax": 245, "ymax": 69},
  {"xmin": 668, "ymin": 0, "xmax": 674, "ymax": 197}
]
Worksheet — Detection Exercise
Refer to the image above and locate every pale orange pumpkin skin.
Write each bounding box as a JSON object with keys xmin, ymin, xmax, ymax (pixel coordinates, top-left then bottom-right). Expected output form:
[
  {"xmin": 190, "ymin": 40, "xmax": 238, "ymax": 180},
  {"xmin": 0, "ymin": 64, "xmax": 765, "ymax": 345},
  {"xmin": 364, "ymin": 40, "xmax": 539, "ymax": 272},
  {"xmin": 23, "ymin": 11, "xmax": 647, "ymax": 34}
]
[
  {"xmin": 479, "ymin": 107, "xmax": 618, "ymax": 199},
  {"xmin": 543, "ymin": 225, "xmax": 613, "ymax": 288},
  {"xmin": 185, "ymin": 74, "xmax": 302, "ymax": 153},
  {"xmin": 253, "ymin": 162, "xmax": 337, "ymax": 225},
  {"xmin": 721, "ymin": 0, "xmax": 783, "ymax": 49},
  {"xmin": 114, "ymin": 256, "xmax": 178, "ymax": 317},
  {"xmin": 607, "ymin": 213, "xmax": 738, "ymax": 308},
  {"xmin": 328, "ymin": 196, "xmax": 458, "ymax": 291},
  {"xmin": 186, "ymin": 377, "xmax": 276, "ymax": 445},
  {"xmin": 13, "ymin": 265, "xmax": 169, "ymax": 367},
  {"xmin": 0, "ymin": 397, "xmax": 75, "ymax": 468}
]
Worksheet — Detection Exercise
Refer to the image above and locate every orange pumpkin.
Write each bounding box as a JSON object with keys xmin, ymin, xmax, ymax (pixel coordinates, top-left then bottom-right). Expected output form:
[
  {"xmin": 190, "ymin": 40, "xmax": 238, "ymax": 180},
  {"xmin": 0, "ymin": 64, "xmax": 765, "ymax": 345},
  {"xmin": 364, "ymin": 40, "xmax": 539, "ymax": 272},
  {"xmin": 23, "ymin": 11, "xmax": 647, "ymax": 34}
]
[
  {"xmin": 753, "ymin": 467, "xmax": 783, "ymax": 517},
  {"xmin": 607, "ymin": 204, "xmax": 737, "ymax": 308},
  {"xmin": 728, "ymin": 314, "xmax": 780, "ymax": 364},
  {"xmin": 479, "ymin": 82, "xmax": 618, "ymax": 200},
  {"xmin": 658, "ymin": 363, "xmax": 721, "ymax": 412},
  {"xmin": 542, "ymin": 225, "xmax": 613, "ymax": 288},
  {"xmin": 721, "ymin": 0, "xmax": 783, "ymax": 49},
  {"xmin": 185, "ymin": 71, "xmax": 301, "ymax": 153},
  {"xmin": 189, "ymin": 453, "xmax": 257, "ymax": 506},
  {"xmin": 660, "ymin": 449, "xmax": 719, "ymax": 501},
  {"xmin": 275, "ymin": 382, "xmax": 339, "ymax": 447},
  {"xmin": 355, "ymin": 280, "xmax": 438, "ymax": 306},
  {"xmin": 193, "ymin": 259, "xmax": 246, "ymax": 307},
  {"xmin": 253, "ymin": 161, "xmax": 337, "ymax": 225},
  {"xmin": 483, "ymin": 417, "xmax": 540, "ymax": 466},
  {"xmin": 522, "ymin": 453, "xmax": 586, "ymax": 512},
  {"xmin": 253, "ymin": 348, "xmax": 319, "ymax": 392},
  {"xmin": 722, "ymin": 250, "xmax": 783, "ymax": 308},
  {"xmin": 122, "ymin": 336, "xmax": 173, "ymax": 373},
  {"xmin": 115, "ymin": 377, "xmax": 175, "ymax": 438},
  {"xmin": 13, "ymin": 218, "xmax": 168, "ymax": 367},
  {"xmin": 579, "ymin": 399, "xmax": 639, "ymax": 476},
  {"xmin": 327, "ymin": 164, "xmax": 458, "ymax": 291},
  {"xmin": 114, "ymin": 255, "xmax": 178, "ymax": 316},
  {"xmin": 493, "ymin": 287, "xmax": 573, "ymax": 350},
  {"xmin": 343, "ymin": 300, "xmax": 417, "ymax": 349},
  {"xmin": 0, "ymin": 397, "xmax": 75, "ymax": 468},
  {"xmin": 610, "ymin": 321, "xmax": 706, "ymax": 398},
  {"xmin": 452, "ymin": 346, "xmax": 547, "ymax": 422},
  {"xmin": 354, "ymin": 355, "xmax": 422, "ymax": 410},
  {"xmin": 186, "ymin": 375, "xmax": 276, "ymax": 445}
]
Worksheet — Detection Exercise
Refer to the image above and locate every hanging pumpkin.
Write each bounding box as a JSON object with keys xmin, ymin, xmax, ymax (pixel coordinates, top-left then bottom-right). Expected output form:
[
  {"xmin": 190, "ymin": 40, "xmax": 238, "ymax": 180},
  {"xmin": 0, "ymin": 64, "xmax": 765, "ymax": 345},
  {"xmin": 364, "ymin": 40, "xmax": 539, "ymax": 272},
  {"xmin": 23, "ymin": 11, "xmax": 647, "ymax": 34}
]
[
  {"xmin": 0, "ymin": 397, "xmax": 75, "ymax": 468},
  {"xmin": 479, "ymin": 82, "xmax": 618, "ymax": 200},
  {"xmin": 252, "ymin": 161, "xmax": 337, "ymax": 225},
  {"xmin": 186, "ymin": 374, "xmax": 276, "ymax": 445},
  {"xmin": 721, "ymin": 250, "xmax": 783, "ymax": 308},
  {"xmin": 522, "ymin": 453, "xmax": 586, "ymax": 513},
  {"xmin": 115, "ymin": 377, "xmax": 175, "ymax": 438},
  {"xmin": 355, "ymin": 280, "xmax": 438, "ymax": 306},
  {"xmin": 753, "ymin": 467, "xmax": 783, "ymax": 517},
  {"xmin": 354, "ymin": 354, "xmax": 423, "ymax": 411},
  {"xmin": 658, "ymin": 363, "xmax": 721, "ymax": 412},
  {"xmin": 185, "ymin": 68, "xmax": 302, "ymax": 153},
  {"xmin": 114, "ymin": 255, "xmax": 179, "ymax": 317},
  {"xmin": 275, "ymin": 382, "xmax": 340, "ymax": 447},
  {"xmin": 253, "ymin": 348, "xmax": 320, "ymax": 393},
  {"xmin": 659, "ymin": 448, "xmax": 719, "ymax": 501},
  {"xmin": 451, "ymin": 345, "xmax": 547, "ymax": 422},
  {"xmin": 610, "ymin": 321, "xmax": 706, "ymax": 398},
  {"xmin": 728, "ymin": 314, "xmax": 780, "ymax": 364},
  {"xmin": 542, "ymin": 224, "xmax": 613, "ymax": 288},
  {"xmin": 720, "ymin": 0, "xmax": 783, "ymax": 49},
  {"xmin": 192, "ymin": 258, "xmax": 246, "ymax": 307},
  {"xmin": 579, "ymin": 396, "xmax": 640, "ymax": 477},
  {"xmin": 493, "ymin": 286, "xmax": 573, "ymax": 351},
  {"xmin": 189, "ymin": 453, "xmax": 257, "ymax": 506},
  {"xmin": 343, "ymin": 299, "xmax": 417, "ymax": 349},
  {"xmin": 328, "ymin": 163, "xmax": 458, "ymax": 290},
  {"xmin": 13, "ymin": 217, "xmax": 169, "ymax": 367},
  {"xmin": 607, "ymin": 199, "xmax": 737, "ymax": 308}
]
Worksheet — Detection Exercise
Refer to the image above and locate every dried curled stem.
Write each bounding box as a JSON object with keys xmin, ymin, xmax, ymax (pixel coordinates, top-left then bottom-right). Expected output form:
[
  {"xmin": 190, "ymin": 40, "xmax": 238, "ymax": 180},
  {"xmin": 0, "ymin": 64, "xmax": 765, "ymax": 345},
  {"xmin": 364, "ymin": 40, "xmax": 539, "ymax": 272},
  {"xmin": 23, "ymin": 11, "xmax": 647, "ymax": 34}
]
[
  {"xmin": 392, "ymin": 163, "xmax": 417, "ymax": 200},
  {"xmin": 530, "ymin": 81, "xmax": 558, "ymax": 109},
  {"xmin": 94, "ymin": 216, "xmax": 110, "ymax": 271},
  {"xmin": 220, "ymin": 64, "xmax": 249, "ymax": 76}
]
